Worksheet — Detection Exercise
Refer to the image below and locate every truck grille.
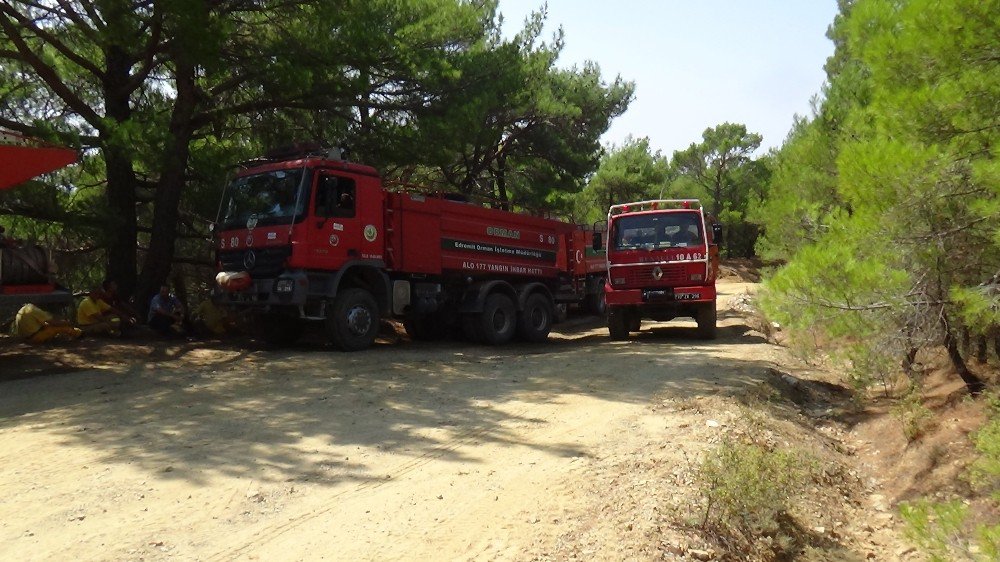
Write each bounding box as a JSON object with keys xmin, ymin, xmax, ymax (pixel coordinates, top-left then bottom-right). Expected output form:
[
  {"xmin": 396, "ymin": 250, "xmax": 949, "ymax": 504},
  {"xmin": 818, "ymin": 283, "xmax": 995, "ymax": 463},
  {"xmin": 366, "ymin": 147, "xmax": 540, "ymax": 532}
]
[
  {"xmin": 218, "ymin": 246, "xmax": 291, "ymax": 279},
  {"xmin": 615, "ymin": 263, "xmax": 688, "ymax": 287}
]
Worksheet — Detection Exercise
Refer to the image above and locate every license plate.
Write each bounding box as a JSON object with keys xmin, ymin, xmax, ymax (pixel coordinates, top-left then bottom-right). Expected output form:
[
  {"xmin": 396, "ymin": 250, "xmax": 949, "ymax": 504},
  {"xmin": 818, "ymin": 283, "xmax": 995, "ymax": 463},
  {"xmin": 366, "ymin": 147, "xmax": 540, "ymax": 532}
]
[{"xmin": 675, "ymin": 292, "xmax": 699, "ymax": 301}]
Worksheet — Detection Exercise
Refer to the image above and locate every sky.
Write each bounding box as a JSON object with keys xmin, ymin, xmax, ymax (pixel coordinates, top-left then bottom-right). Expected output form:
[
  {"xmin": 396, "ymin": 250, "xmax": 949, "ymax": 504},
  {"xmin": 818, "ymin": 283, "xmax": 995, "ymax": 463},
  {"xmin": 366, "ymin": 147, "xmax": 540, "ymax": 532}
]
[{"xmin": 498, "ymin": 0, "xmax": 839, "ymax": 156}]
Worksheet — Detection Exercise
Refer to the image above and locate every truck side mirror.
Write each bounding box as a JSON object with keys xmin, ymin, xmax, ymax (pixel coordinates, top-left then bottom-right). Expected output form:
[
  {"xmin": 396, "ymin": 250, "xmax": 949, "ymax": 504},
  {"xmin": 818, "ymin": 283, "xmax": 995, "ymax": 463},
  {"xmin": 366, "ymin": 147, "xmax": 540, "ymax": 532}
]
[
  {"xmin": 711, "ymin": 223, "xmax": 723, "ymax": 245},
  {"xmin": 592, "ymin": 231, "xmax": 603, "ymax": 251}
]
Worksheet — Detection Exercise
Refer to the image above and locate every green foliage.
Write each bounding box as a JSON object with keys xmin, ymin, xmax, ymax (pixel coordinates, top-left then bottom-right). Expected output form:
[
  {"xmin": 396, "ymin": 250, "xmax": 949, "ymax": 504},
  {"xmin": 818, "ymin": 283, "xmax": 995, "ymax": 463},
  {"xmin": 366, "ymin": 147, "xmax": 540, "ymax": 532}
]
[
  {"xmin": 900, "ymin": 497, "xmax": 1000, "ymax": 562},
  {"xmin": 891, "ymin": 391, "xmax": 935, "ymax": 441},
  {"xmin": 574, "ymin": 137, "xmax": 668, "ymax": 223},
  {"xmin": 969, "ymin": 395, "xmax": 1000, "ymax": 500},
  {"xmin": 900, "ymin": 396, "xmax": 1000, "ymax": 561},
  {"xmin": 669, "ymin": 123, "xmax": 769, "ymax": 257},
  {"xmin": 697, "ymin": 438, "xmax": 808, "ymax": 546},
  {"xmin": 900, "ymin": 500, "xmax": 980, "ymax": 562},
  {"xmin": 0, "ymin": 1, "xmax": 631, "ymax": 300},
  {"xmin": 756, "ymin": 0, "xmax": 1000, "ymax": 392}
]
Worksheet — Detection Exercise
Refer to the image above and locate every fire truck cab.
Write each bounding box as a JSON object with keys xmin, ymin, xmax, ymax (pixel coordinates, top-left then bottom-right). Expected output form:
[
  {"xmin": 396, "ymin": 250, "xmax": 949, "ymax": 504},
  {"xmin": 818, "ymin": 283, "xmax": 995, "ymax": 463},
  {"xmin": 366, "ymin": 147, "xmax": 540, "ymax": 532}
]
[{"xmin": 601, "ymin": 199, "xmax": 722, "ymax": 340}]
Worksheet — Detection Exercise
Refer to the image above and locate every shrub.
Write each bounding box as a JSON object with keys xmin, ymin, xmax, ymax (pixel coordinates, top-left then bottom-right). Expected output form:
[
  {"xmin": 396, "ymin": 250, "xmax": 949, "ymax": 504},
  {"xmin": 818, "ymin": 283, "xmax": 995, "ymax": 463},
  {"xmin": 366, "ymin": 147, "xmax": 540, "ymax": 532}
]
[
  {"xmin": 698, "ymin": 439, "xmax": 806, "ymax": 546},
  {"xmin": 891, "ymin": 391, "xmax": 935, "ymax": 441},
  {"xmin": 901, "ymin": 394, "xmax": 1000, "ymax": 561}
]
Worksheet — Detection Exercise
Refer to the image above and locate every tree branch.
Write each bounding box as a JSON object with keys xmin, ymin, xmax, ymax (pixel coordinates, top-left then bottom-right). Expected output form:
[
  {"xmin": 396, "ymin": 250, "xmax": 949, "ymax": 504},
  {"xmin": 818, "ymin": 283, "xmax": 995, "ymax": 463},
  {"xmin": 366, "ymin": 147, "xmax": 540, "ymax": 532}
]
[
  {"xmin": 0, "ymin": 11, "xmax": 105, "ymax": 130},
  {"xmin": 0, "ymin": 3, "xmax": 106, "ymax": 79}
]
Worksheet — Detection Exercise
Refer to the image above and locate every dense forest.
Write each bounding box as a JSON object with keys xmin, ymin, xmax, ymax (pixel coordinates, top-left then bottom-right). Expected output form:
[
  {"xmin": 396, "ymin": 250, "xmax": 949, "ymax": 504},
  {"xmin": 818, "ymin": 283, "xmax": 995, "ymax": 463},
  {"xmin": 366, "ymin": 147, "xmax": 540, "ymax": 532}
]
[
  {"xmin": 0, "ymin": 0, "xmax": 633, "ymax": 311},
  {"xmin": 578, "ymin": 0, "xmax": 999, "ymax": 400},
  {"xmin": 2, "ymin": 0, "xmax": 998, "ymax": 396}
]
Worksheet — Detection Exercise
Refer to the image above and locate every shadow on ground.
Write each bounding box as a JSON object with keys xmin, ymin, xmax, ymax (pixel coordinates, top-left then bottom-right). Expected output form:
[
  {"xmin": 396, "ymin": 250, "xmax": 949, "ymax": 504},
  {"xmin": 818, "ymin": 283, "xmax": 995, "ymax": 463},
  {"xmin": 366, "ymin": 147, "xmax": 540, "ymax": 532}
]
[{"xmin": 0, "ymin": 305, "xmax": 778, "ymax": 492}]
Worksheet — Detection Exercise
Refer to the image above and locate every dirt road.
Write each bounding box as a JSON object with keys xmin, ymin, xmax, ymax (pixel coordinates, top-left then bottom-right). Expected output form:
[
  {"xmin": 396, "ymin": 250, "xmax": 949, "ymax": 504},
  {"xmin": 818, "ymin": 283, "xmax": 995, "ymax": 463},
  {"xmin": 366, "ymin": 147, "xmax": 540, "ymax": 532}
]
[{"xmin": 0, "ymin": 283, "xmax": 890, "ymax": 561}]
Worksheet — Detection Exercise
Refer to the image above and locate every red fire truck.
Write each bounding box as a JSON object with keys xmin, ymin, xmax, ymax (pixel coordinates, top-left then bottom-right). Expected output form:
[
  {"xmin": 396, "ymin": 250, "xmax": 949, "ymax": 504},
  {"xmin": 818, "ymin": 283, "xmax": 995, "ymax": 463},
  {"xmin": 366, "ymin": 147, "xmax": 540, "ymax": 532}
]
[
  {"xmin": 0, "ymin": 131, "xmax": 77, "ymax": 313},
  {"xmin": 600, "ymin": 199, "xmax": 722, "ymax": 340},
  {"xmin": 213, "ymin": 148, "xmax": 606, "ymax": 350}
]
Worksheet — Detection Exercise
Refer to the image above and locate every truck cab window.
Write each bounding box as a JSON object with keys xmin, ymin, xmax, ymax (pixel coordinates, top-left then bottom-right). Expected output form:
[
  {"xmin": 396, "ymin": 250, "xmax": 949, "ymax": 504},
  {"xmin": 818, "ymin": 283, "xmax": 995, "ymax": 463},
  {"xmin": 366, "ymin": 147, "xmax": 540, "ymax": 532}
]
[{"xmin": 316, "ymin": 175, "xmax": 356, "ymax": 218}]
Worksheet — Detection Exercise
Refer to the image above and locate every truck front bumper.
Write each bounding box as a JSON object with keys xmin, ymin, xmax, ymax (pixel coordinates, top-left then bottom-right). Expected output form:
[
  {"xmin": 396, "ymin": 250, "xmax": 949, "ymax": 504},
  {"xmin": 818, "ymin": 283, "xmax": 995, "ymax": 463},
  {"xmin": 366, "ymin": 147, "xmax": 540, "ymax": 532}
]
[
  {"xmin": 605, "ymin": 284, "xmax": 716, "ymax": 306},
  {"xmin": 215, "ymin": 271, "xmax": 309, "ymax": 307}
]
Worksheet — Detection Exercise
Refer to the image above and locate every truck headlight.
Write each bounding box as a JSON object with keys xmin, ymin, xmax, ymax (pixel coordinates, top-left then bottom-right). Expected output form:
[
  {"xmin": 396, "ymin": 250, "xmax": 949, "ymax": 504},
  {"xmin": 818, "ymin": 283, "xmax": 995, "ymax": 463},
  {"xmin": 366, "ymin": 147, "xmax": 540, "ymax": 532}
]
[
  {"xmin": 274, "ymin": 279, "xmax": 294, "ymax": 293},
  {"xmin": 690, "ymin": 273, "xmax": 703, "ymax": 281},
  {"xmin": 612, "ymin": 277, "xmax": 626, "ymax": 286}
]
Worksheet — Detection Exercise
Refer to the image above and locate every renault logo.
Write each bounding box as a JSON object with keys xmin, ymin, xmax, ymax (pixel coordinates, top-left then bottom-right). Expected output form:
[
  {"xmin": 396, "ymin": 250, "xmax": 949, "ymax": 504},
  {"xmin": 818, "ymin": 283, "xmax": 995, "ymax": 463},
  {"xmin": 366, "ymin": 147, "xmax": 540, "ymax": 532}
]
[
  {"xmin": 243, "ymin": 250, "xmax": 257, "ymax": 270},
  {"xmin": 652, "ymin": 266, "xmax": 663, "ymax": 280}
]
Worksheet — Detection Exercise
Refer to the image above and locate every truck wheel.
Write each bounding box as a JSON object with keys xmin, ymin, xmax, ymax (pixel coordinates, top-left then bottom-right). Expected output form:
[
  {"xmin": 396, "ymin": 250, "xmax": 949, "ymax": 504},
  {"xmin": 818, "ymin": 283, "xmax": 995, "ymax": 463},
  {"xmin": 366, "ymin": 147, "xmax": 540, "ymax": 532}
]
[
  {"xmin": 696, "ymin": 302, "xmax": 717, "ymax": 340},
  {"xmin": 586, "ymin": 291, "xmax": 607, "ymax": 316},
  {"xmin": 516, "ymin": 293, "xmax": 553, "ymax": 343},
  {"xmin": 627, "ymin": 311, "xmax": 641, "ymax": 333},
  {"xmin": 326, "ymin": 288, "xmax": 379, "ymax": 351},
  {"xmin": 477, "ymin": 293, "xmax": 516, "ymax": 345},
  {"xmin": 261, "ymin": 314, "xmax": 303, "ymax": 347},
  {"xmin": 608, "ymin": 308, "xmax": 629, "ymax": 340}
]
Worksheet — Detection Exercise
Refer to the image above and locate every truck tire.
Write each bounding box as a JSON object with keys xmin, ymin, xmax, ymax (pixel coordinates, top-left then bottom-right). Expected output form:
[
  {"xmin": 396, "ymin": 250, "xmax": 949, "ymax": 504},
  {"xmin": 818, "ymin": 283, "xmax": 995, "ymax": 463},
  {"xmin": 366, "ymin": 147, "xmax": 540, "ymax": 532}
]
[
  {"xmin": 585, "ymin": 290, "xmax": 607, "ymax": 316},
  {"xmin": 608, "ymin": 308, "xmax": 629, "ymax": 340},
  {"xmin": 696, "ymin": 302, "xmax": 717, "ymax": 340},
  {"xmin": 516, "ymin": 293, "xmax": 553, "ymax": 343},
  {"xmin": 477, "ymin": 293, "xmax": 516, "ymax": 345},
  {"xmin": 628, "ymin": 311, "xmax": 641, "ymax": 333},
  {"xmin": 326, "ymin": 288, "xmax": 379, "ymax": 351},
  {"xmin": 261, "ymin": 314, "xmax": 303, "ymax": 347}
]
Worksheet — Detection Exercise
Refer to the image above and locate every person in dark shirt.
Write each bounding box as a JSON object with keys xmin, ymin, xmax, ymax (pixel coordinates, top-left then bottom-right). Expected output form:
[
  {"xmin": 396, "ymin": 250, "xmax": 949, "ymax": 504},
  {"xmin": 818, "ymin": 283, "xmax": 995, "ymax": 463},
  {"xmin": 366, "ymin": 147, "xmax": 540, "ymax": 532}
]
[{"xmin": 148, "ymin": 285, "xmax": 185, "ymax": 337}]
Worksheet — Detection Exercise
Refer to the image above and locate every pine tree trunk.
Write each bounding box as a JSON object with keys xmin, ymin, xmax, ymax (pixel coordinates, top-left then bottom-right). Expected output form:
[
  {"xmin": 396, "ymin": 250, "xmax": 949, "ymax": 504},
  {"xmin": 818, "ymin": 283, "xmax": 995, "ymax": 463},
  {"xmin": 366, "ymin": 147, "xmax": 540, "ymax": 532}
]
[
  {"xmin": 136, "ymin": 57, "xmax": 197, "ymax": 317},
  {"xmin": 943, "ymin": 318, "xmax": 987, "ymax": 395},
  {"xmin": 102, "ymin": 44, "xmax": 139, "ymax": 298},
  {"xmin": 495, "ymin": 153, "xmax": 509, "ymax": 211},
  {"xmin": 901, "ymin": 347, "xmax": 919, "ymax": 377},
  {"xmin": 975, "ymin": 335, "xmax": 988, "ymax": 364}
]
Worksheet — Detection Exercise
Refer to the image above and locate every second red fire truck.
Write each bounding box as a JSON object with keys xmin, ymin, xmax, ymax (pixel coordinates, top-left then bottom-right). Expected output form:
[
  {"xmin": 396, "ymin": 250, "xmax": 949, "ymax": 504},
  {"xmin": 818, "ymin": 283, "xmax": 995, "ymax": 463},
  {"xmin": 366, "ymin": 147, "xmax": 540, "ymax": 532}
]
[{"xmin": 599, "ymin": 199, "xmax": 722, "ymax": 340}]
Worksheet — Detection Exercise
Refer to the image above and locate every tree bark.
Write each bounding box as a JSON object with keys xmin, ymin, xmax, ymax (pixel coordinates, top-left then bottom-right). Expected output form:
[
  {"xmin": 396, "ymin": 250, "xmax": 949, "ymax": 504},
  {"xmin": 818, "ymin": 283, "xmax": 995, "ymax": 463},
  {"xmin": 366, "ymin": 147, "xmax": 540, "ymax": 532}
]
[
  {"xmin": 494, "ymin": 152, "xmax": 509, "ymax": 211},
  {"xmin": 101, "ymin": 42, "xmax": 139, "ymax": 298},
  {"xmin": 943, "ymin": 316, "xmax": 987, "ymax": 395},
  {"xmin": 136, "ymin": 56, "xmax": 198, "ymax": 316},
  {"xmin": 975, "ymin": 335, "xmax": 988, "ymax": 364},
  {"xmin": 901, "ymin": 346, "xmax": 919, "ymax": 377}
]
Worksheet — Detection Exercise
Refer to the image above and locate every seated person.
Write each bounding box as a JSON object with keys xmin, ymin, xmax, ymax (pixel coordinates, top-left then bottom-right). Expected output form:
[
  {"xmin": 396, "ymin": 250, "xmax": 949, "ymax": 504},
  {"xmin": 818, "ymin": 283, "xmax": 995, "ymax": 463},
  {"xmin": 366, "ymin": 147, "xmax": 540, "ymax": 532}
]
[
  {"xmin": 193, "ymin": 298, "xmax": 235, "ymax": 337},
  {"xmin": 670, "ymin": 224, "xmax": 702, "ymax": 246},
  {"xmin": 77, "ymin": 287, "xmax": 121, "ymax": 337},
  {"xmin": 12, "ymin": 303, "xmax": 82, "ymax": 344},
  {"xmin": 102, "ymin": 279, "xmax": 138, "ymax": 327},
  {"xmin": 148, "ymin": 285, "xmax": 186, "ymax": 337},
  {"xmin": 678, "ymin": 225, "xmax": 702, "ymax": 245}
]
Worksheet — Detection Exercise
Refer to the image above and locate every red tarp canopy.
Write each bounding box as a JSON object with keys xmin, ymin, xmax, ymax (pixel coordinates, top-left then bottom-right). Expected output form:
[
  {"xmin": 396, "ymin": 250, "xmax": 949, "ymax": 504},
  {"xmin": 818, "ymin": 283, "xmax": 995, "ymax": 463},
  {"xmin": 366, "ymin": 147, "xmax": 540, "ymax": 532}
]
[{"xmin": 0, "ymin": 131, "xmax": 77, "ymax": 190}]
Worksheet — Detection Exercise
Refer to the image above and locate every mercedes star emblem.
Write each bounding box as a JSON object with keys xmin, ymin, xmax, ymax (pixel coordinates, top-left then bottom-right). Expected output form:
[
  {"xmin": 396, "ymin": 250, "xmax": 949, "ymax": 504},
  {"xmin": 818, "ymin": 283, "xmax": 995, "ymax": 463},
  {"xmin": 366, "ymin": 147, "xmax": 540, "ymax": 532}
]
[{"xmin": 243, "ymin": 250, "xmax": 257, "ymax": 270}]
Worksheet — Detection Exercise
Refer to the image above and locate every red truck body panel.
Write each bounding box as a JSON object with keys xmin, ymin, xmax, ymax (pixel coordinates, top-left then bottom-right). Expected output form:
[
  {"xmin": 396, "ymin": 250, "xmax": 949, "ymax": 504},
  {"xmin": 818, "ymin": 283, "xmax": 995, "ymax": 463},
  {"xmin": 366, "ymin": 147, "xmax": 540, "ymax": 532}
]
[
  {"xmin": 385, "ymin": 192, "xmax": 573, "ymax": 279},
  {"xmin": 215, "ymin": 155, "xmax": 605, "ymax": 306}
]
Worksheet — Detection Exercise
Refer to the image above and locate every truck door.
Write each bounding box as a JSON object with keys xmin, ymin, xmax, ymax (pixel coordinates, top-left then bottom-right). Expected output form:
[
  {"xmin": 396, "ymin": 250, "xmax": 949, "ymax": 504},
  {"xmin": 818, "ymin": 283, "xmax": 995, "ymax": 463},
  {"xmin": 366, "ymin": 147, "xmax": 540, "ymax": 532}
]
[{"xmin": 310, "ymin": 172, "xmax": 384, "ymax": 268}]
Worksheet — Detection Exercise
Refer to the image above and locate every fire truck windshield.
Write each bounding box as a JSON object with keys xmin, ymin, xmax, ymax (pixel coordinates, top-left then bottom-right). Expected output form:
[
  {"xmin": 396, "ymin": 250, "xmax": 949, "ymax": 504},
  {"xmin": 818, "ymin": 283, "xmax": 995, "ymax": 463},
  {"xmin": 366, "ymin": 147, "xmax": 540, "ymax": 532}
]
[
  {"xmin": 220, "ymin": 169, "xmax": 308, "ymax": 229},
  {"xmin": 612, "ymin": 212, "xmax": 703, "ymax": 250}
]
